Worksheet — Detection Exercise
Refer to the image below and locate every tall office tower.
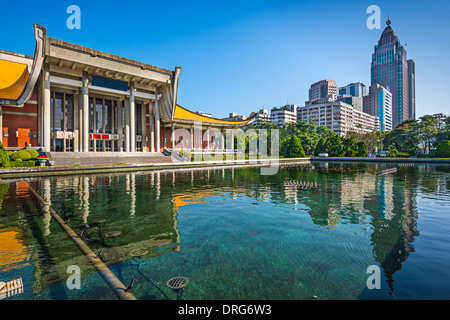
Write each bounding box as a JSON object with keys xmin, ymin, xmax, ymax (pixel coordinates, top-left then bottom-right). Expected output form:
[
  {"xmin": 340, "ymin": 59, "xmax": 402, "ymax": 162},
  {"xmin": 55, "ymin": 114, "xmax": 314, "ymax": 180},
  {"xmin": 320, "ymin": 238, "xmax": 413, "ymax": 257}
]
[
  {"xmin": 371, "ymin": 17, "xmax": 410, "ymax": 128},
  {"xmin": 407, "ymin": 59, "xmax": 416, "ymax": 120},
  {"xmin": 339, "ymin": 82, "xmax": 367, "ymax": 98},
  {"xmin": 363, "ymin": 83, "xmax": 393, "ymax": 131},
  {"xmin": 308, "ymin": 80, "xmax": 338, "ymax": 102}
]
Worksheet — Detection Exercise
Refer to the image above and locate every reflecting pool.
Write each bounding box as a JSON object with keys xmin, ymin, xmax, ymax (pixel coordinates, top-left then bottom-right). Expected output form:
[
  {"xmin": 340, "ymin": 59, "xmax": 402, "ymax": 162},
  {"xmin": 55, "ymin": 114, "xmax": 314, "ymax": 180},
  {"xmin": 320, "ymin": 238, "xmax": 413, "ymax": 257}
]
[{"xmin": 0, "ymin": 162, "xmax": 449, "ymax": 300}]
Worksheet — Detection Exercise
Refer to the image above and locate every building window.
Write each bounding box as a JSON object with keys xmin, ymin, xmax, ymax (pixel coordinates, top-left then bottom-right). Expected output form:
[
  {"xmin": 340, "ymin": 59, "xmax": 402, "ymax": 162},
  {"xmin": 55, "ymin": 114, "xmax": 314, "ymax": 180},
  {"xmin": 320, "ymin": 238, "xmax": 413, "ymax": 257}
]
[{"xmin": 50, "ymin": 91, "xmax": 74, "ymax": 152}]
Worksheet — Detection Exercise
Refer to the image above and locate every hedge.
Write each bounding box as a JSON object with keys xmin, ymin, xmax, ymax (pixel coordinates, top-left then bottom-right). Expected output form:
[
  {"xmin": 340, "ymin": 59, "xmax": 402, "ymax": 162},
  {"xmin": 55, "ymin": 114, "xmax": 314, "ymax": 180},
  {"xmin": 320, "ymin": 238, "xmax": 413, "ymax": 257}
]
[
  {"xmin": 22, "ymin": 149, "xmax": 39, "ymax": 159},
  {"xmin": 0, "ymin": 141, "xmax": 10, "ymax": 168},
  {"xmin": 10, "ymin": 160, "xmax": 36, "ymax": 168},
  {"xmin": 10, "ymin": 150, "xmax": 32, "ymax": 161}
]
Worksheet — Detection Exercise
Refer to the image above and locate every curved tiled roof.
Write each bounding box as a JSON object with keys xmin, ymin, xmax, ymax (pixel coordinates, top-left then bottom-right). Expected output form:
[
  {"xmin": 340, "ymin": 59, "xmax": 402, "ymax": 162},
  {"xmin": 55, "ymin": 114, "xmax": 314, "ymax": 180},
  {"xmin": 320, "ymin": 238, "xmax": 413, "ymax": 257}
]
[
  {"xmin": 173, "ymin": 104, "xmax": 254, "ymax": 127},
  {"xmin": 0, "ymin": 60, "xmax": 30, "ymax": 100}
]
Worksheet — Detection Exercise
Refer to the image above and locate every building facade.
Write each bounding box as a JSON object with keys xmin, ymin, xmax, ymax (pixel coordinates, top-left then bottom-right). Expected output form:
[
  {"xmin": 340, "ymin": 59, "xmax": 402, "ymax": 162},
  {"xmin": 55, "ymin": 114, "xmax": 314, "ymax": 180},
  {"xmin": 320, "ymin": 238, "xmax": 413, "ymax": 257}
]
[
  {"xmin": 407, "ymin": 59, "xmax": 416, "ymax": 120},
  {"xmin": 363, "ymin": 83, "xmax": 393, "ymax": 131},
  {"xmin": 371, "ymin": 17, "xmax": 414, "ymax": 128},
  {"xmin": 0, "ymin": 24, "xmax": 252, "ymax": 153},
  {"xmin": 308, "ymin": 80, "xmax": 338, "ymax": 103},
  {"xmin": 339, "ymin": 82, "xmax": 367, "ymax": 98},
  {"xmin": 297, "ymin": 101, "xmax": 379, "ymax": 137},
  {"xmin": 251, "ymin": 109, "xmax": 271, "ymax": 126},
  {"xmin": 338, "ymin": 95, "xmax": 364, "ymax": 112},
  {"xmin": 271, "ymin": 105, "xmax": 297, "ymax": 125}
]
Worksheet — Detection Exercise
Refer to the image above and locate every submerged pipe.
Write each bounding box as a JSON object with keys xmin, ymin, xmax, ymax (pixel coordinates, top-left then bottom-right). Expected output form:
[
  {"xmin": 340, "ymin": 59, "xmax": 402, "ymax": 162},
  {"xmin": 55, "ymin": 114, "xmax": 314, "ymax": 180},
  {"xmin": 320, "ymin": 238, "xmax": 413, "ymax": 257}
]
[{"xmin": 27, "ymin": 184, "xmax": 137, "ymax": 301}]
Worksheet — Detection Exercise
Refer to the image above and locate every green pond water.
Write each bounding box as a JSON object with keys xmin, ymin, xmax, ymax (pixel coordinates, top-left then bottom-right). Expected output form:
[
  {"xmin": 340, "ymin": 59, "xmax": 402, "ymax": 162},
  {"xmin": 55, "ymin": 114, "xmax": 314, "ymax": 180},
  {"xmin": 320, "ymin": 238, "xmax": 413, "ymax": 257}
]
[{"xmin": 0, "ymin": 162, "xmax": 449, "ymax": 300}]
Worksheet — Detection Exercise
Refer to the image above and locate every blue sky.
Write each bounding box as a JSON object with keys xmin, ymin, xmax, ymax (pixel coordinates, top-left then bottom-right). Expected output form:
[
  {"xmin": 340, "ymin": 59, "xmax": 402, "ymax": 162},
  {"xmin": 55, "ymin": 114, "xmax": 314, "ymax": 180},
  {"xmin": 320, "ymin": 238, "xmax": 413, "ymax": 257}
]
[{"xmin": 2, "ymin": 0, "xmax": 449, "ymax": 118}]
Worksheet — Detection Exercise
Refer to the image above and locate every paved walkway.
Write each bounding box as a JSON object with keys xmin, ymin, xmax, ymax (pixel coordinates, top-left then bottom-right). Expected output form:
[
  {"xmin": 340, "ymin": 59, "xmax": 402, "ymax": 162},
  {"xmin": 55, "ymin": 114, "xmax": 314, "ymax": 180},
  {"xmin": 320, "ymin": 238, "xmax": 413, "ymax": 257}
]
[{"xmin": 47, "ymin": 152, "xmax": 174, "ymax": 166}]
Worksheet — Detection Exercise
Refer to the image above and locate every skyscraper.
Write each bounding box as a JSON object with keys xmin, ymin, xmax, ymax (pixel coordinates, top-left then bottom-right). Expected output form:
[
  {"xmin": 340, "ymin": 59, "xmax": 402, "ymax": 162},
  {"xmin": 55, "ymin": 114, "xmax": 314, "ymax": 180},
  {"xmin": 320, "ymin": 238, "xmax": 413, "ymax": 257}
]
[
  {"xmin": 371, "ymin": 16, "xmax": 413, "ymax": 128},
  {"xmin": 407, "ymin": 59, "xmax": 416, "ymax": 120},
  {"xmin": 308, "ymin": 80, "xmax": 338, "ymax": 102},
  {"xmin": 339, "ymin": 82, "xmax": 367, "ymax": 98},
  {"xmin": 363, "ymin": 83, "xmax": 393, "ymax": 131}
]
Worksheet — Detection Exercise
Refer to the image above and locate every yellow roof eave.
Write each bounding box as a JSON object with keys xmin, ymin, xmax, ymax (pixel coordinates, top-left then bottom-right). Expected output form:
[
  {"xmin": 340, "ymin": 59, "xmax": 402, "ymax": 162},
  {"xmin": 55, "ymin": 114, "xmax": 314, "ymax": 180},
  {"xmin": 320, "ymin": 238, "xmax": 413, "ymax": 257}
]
[
  {"xmin": 0, "ymin": 60, "xmax": 30, "ymax": 100},
  {"xmin": 173, "ymin": 104, "xmax": 250, "ymax": 126}
]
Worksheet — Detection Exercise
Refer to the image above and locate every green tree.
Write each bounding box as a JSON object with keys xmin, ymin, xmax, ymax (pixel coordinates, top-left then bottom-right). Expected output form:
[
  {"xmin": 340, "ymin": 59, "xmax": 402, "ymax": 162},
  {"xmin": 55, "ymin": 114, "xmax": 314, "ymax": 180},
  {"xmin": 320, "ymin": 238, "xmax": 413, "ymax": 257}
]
[
  {"xmin": 357, "ymin": 141, "xmax": 369, "ymax": 157},
  {"xmin": 290, "ymin": 135, "xmax": 306, "ymax": 158},
  {"xmin": 326, "ymin": 135, "xmax": 343, "ymax": 157},
  {"xmin": 314, "ymin": 138, "xmax": 326, "ymax": 156},
  {"xmin": 436, "ymin": 134, "xmax": 450, "ymax": 158},
  {"xmin": 343, "ymin": 137, "xmax": 358, "ymax": 157},
  {"xmin": 418, "ymin": 116, "xmax": 438, "ymax": 154}
]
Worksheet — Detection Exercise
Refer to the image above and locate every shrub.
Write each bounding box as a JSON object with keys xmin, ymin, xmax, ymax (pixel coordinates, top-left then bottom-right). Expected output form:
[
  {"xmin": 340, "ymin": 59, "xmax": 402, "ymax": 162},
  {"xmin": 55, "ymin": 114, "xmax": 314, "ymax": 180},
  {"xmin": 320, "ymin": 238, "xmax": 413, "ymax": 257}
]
[
  {"xmin": 387, "ymin": 149, "xmax": 399, "ymax": 157},
  {"xmin": 428, "ymin": 148, "xmax": 437, "ymax": 158},
  {"xmin": 397, "ymin": 152, "xmax": 410, "ymax": 158},
  {"xmin": 0, "ymin": 141, "xmax": 10, "ymax": 168},
  {"xmin": 23, "ymin": 149, "xmax": 39, "ymax": 159},
  {"xmin": 10, "ymin": 160, "xmax": 36, "ymax": 168},
  {"xmin": 10, "ymin": 150, "xmax": 32, "ymax": 161}
]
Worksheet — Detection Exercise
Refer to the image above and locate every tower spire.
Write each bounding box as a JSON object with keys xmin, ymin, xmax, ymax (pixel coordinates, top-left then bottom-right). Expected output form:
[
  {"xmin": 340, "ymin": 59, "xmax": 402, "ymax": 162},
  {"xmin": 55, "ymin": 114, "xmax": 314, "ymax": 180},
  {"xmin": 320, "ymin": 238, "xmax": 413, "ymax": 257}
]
[{"xmin": 387, "ymin": 14, "xmax": 391, "ymax": 26}]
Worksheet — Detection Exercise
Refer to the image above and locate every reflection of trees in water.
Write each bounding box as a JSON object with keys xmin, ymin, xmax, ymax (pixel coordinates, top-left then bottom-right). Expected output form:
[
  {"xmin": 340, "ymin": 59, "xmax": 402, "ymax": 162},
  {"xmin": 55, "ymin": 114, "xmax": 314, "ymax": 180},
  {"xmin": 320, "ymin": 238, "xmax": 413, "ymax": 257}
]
[{"xmin": 0, "ymin": 183, "xmax": 9, "ymax": 209}]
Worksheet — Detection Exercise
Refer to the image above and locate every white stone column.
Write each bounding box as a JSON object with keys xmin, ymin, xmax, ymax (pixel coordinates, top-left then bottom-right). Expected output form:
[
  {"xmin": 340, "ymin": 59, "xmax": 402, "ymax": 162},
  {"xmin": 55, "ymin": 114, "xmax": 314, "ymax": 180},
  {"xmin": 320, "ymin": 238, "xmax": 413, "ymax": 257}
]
[
  {"xmin": 78, "ymin": 92, "xmax": 83, "ymax": 152},
  {"xmin": 155, "ymin": 88, "xmax": 160, "ymax": 152},
  {"xmin": 129, "ymin": 82, "xmax": 136, "ymax": 153},
  {"xmin": 118, "ymin": 99, "xmax": 124, "ymax": 152},
  {"xmin": 43, "ymin": 67, "xmax": 51, "ymax": 152},
  {"xmin": 124, "ymin": 99, "xmax": 130, "ymax": 152},
  {"xmin": 73, "ymin": 91, "xmax": 79, "ymax": 152},
  {"xmin": 82, "ymin": 73, "xmax": 89, "ymax": 152},
  {"xmin": 149, "ymin": 101, "xmax": 155, "ymax": 152},
  {"xmin": 171, "ymin": 123, "xmax": 175, "ymax": 149},
  {"xmin": 190, "ymin": 126, "xmax": 194, "ymax": 149},
  {"xmin": 221, "ymin": 128, "xmax": 225, "ymax": 149},
  {"xmin": 142, "ymin": 102, "xmax": 146, "ymax": 152},
  {"xmin": 206, "ymin": 128, "xmax": 210, "ymax": 149}
]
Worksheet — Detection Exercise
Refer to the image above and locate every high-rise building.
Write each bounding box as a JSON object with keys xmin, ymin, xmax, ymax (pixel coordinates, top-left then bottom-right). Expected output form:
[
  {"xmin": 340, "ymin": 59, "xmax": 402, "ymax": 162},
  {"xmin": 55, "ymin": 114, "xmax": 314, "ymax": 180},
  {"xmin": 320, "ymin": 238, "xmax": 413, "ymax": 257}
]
[
  {"xmin": 338, "ymin": 95, "xmax": 363, "ymax": 112},
  {"xmin": 339, "ymin": 82, "xmax": 367, "ymax": 98},
  {"xmin": 297, "ymin": 101, "xmax": 379, "ymax": 137},
  {"xmin": 371, "ymin": 17, "xmax": 413, "ymax": 128},
  {"xmin": 363, "ymin": 83, "xmax": 393, "ymax": 131},
  {"xmin": 308, "ymin": 80, "xmax": 338, "ymax": 102},
  {"xmin": 271, "ymin": 105, "xmax": 297, "ymax": 125},
  {"xmin": 407, "ymin": 59, "xmax": 416, "ymax": 120},
  {"xmin": 251, "ymin": 109, "xmax": 271, "ymax": 126}
]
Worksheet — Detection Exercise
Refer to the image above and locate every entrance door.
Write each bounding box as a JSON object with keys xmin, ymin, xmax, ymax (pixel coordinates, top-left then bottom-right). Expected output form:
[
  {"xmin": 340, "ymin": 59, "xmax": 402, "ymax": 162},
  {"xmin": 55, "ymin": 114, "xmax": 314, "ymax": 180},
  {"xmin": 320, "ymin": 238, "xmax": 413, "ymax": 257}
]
[
  {"xmin": 18, "ymin": 128, "xmax": 30, "ymax": 148},
  {"xmin": 1, "ymin": 128, "xmax": 8, "ymax": 147}
]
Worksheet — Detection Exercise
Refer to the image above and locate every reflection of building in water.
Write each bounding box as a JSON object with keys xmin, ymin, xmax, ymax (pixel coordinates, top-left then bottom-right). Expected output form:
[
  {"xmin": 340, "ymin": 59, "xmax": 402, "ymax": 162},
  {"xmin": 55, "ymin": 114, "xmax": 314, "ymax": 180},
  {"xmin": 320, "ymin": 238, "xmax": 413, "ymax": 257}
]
[
  {"xmin": 369, "ymin": 172, "xmax": 419, "ymax": 296},
  {"xmin": 283, "ymin": 184, "xmax": 298, "ymax": 204},
  {"xmin": 378, "ymin": 174, "xmax": 394, "ymax": 220},
  {"xmin": 339, "ymin": 172, "xmax": 377, "ymax": 214},
  {"xmin": 305, "ymin": 164, "xmax": 420, "ymax": 295}
]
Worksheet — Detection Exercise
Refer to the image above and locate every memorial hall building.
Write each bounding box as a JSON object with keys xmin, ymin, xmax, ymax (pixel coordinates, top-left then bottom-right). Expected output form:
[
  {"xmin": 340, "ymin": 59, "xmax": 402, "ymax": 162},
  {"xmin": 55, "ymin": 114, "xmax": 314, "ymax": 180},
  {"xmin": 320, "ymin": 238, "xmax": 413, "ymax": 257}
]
[{"xmin": 0, "ymin": 24, "xmax": 252, "ymax": 155}]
